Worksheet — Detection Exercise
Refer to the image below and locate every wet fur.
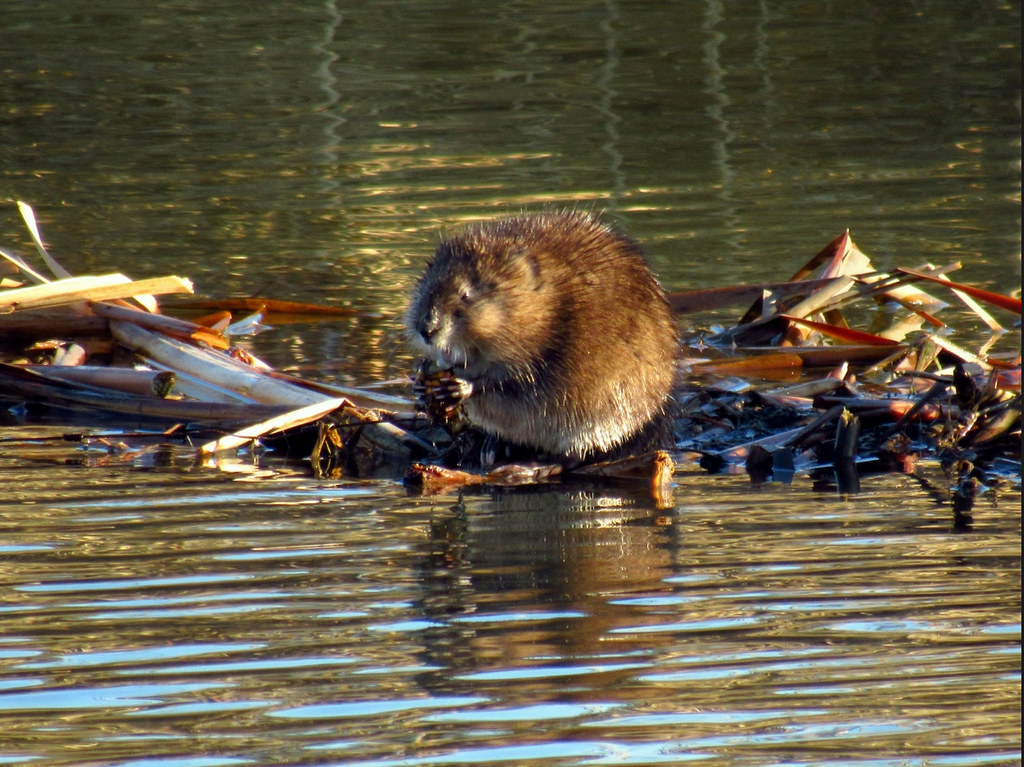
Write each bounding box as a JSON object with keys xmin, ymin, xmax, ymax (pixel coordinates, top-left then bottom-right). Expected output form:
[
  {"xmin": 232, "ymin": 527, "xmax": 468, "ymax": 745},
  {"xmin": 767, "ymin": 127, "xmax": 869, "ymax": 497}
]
[{"xmin": 407, "ymin": 211, "xmax": 677, "ymax": 462}]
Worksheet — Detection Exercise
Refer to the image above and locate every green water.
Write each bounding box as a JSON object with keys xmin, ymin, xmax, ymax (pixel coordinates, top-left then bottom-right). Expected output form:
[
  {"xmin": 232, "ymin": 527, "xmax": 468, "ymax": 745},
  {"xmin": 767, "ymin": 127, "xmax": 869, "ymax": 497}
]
[{"xmin": 0, "ymin": 1, "xmax": 1019, "ymax": 765}]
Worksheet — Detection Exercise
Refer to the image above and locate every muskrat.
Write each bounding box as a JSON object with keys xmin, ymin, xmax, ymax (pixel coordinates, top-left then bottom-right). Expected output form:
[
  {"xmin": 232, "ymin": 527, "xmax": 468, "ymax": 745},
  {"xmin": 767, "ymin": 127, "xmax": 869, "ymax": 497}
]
[{"xmin": 407, "ymin": 210, "xmax": 678, "ymax": 463}]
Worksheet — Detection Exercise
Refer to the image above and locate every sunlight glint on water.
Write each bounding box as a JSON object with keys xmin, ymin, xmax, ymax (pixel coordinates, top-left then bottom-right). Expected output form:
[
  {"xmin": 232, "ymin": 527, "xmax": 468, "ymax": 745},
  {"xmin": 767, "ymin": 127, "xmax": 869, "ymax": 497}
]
[{"xmin": 0, "ymin": 0, "xmax": 1020, "ymax": 764}]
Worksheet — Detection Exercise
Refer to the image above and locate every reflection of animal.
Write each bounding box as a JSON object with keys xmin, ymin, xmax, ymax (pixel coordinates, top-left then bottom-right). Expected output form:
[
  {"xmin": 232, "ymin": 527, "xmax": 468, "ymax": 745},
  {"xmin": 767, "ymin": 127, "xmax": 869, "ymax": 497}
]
[{"xmin": 407, "ymin": 211, "xmax": 677, "ymax": 462}]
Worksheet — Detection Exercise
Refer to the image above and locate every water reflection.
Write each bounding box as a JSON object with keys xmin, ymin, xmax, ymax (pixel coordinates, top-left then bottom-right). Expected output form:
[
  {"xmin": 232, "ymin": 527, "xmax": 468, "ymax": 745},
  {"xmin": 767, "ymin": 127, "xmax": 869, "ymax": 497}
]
[
  {"xmin": 380, "ymin": 476, "xmax": 1020, "ymax": 764},
  {"xmin": 416, "ymin": 485, "xmax": 678, "ymax": 677}
]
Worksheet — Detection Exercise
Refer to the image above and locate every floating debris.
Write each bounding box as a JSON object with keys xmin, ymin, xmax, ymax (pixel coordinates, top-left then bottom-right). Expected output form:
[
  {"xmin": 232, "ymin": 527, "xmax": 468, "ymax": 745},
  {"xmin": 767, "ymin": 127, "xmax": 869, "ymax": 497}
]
[{"xmin": 1, "ymin": 203, "xmax": 1019, "ymax": 516}]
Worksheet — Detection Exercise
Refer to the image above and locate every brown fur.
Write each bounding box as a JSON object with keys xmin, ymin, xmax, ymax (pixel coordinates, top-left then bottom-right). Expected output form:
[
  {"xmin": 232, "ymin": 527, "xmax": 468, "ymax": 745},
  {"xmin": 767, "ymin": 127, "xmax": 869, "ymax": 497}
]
[{"xmin": 407, "ymin": 211, "xmax": 677, "ymax": 462}]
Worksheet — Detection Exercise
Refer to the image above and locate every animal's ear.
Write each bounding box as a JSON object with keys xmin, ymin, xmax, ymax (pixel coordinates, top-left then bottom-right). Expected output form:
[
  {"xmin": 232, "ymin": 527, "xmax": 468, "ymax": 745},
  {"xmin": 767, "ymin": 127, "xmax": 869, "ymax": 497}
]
[{"xmin": 508, "ymin": 246, "xmax": 542, "ymax": 281}]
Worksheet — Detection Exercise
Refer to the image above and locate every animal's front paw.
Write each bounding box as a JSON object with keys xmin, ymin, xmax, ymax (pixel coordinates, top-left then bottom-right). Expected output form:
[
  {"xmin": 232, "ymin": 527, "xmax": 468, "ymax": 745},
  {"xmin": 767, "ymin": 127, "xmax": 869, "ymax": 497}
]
[{"xmin": 413, "ymin": 362, "xmax": 473, "ymax": 424}]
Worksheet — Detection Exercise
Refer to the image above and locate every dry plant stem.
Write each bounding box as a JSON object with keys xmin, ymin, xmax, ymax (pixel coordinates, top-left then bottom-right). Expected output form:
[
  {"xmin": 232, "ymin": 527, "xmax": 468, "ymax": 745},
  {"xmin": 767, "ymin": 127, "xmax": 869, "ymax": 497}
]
[
  {"xmin": 110, "ymin": 321, "xmax": 335, "ymax": 407},
  {"xmin": 925, "ymin": 333, "xmax": 993, "ymax": 371},
  {"xmin": 711, "ymin": 425, "xmax": 810, "ymax": 465},
  {"xmin": 261, "ymin": 368, "xmax": 417, "ymax": 413},
  {"xmin": 24, "ymin": 366, "xmax": 174, "ymax": 397},
  {"xmin": 91, "ymin": 302, "xmax": 230, "ymax": 350},
  {"xmin": 17, "ymin": 200, "xmax": 73, "ymax": 280},
  {"xmin": 149, "ymin": 368, "xmax": 265, "ymax": 404},
  {"xmin": 199, "ymin": 397, "xmax": 348, "ymax": 455},
  {"xmin": 763, "ymin": 378, "xmax": 844, "ymax": 399},
  {"xmin": 779, "ymin": 404, "xmax": 847, "ymax": 449},
  {"xmin": 0, "ymin": 362, "xmax": 290, "ymax": 423},
  {"xmin": 0, "ymin": 304, "xmax": 109, "ymax": 337},
  {"xmin": 0, "ymin": 246, "xmax": 49, "ymax": 283},
  {"xmin": 667, "ymin": 277, "xmax": 839, "ymax": 314},
  {"xmin": 0, "ymin": 274, "xmax": 193, "ymax": 313},
  {"xmin": 896, "ymin": 266, "xmax": 1022, "ymax": 315},
  {"xmin": 883, "ymin": 381, "xmax": 950, "ymax": 438},
  {"xmin": 779, "ymin": 315, "xmax": 900, "ymax": 346}
]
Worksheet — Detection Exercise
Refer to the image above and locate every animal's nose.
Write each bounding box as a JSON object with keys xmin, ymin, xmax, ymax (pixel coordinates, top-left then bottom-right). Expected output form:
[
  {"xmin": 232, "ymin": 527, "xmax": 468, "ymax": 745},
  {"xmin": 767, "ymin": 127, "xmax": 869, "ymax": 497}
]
[{"xmin": 418, "ymin": 309, "xmax": 441, "ymax": 343}]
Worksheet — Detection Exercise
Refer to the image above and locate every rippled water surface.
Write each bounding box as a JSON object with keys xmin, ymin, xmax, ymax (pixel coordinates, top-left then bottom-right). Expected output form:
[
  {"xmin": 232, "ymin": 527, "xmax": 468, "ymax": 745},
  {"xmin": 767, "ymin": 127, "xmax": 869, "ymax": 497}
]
[
  {"xmin": 1, "ymin": 1, "xmax": 1021, "ymax": 765},
  {"xmin": 1, "ymin": 453, "xmax": 1020, "ymax": 766}
]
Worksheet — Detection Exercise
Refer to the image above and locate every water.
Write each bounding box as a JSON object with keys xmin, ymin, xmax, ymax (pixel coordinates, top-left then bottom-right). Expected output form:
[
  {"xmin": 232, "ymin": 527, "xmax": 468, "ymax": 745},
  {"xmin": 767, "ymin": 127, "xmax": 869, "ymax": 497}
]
[
  {"xmin": 0, "ymin": 465, "xmax": 1019, "ymax": 765},
  {"xmin": 0, "ymin": 1, "xmax": 1020, "ymax": 765}
]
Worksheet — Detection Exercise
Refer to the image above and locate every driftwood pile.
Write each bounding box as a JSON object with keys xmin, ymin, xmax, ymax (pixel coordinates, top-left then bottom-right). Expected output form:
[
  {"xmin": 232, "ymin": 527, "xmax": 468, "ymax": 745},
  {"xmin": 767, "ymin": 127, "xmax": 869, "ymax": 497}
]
[{"xmin": 1, "ymin": 203, "xmax": 1020, "ymax": 517}]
